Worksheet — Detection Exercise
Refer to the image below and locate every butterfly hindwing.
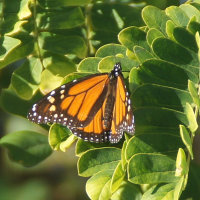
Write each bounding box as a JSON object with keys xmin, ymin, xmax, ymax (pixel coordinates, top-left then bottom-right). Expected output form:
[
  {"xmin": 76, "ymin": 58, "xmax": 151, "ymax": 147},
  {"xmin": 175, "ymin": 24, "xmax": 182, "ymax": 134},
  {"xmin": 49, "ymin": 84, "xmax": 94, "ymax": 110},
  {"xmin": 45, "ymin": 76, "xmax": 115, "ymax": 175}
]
[{"xmin": 70, "ymin": 100, "xmax": 109, "ymax": 143}]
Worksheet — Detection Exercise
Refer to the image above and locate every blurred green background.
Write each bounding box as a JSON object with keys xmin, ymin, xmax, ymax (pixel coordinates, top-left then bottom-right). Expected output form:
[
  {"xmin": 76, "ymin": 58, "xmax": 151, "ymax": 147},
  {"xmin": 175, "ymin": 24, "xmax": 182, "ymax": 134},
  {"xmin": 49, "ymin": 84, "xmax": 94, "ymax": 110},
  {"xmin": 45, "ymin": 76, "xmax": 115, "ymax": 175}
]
[{"xmin": 0, "ymin": 61, "xmax": 89, "ymax": 200}]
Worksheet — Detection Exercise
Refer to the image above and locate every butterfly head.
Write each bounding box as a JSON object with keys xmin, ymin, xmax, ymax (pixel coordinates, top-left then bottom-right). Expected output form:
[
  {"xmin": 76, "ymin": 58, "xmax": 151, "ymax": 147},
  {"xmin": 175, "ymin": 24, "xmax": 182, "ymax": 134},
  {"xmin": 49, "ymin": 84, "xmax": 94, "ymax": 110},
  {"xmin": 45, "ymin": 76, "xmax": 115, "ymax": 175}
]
[{"xmin": 110, "ymin": 62, "xmax": 122, "ymax": 78}]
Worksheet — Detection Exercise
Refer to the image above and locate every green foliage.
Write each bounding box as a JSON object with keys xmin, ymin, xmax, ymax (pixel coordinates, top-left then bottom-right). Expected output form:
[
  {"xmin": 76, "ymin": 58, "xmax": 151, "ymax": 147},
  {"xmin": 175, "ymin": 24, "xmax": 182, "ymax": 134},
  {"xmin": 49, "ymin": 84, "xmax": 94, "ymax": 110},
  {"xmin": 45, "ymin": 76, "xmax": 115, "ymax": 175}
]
[
  {"xmin": 0, "ymin": 130, "xmax": 52, "ymax": 167},
  {"xmin": 1, "ymin": 0, "xmax": 200, "ymax": 199}
]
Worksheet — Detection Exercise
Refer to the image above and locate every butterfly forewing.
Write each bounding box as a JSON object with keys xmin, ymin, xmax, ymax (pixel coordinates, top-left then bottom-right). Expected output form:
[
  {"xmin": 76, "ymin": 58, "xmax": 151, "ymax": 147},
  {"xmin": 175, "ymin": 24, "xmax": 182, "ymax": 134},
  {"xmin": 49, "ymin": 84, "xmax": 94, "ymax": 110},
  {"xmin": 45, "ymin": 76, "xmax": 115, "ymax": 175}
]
[
  {"xmin": 109, "ymin": 75, "xmax": 134, "ymax": 143},
  {"xmin": 28, "ymin": 73, "xmax": 109, "ymax": 128}
]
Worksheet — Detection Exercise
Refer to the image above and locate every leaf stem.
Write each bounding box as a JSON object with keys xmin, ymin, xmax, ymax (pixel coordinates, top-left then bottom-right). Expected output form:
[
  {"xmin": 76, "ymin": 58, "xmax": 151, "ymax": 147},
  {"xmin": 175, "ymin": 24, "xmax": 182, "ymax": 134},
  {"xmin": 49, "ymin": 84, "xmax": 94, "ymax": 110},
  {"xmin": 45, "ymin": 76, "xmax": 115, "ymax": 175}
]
[
  {"xmin": 84, "ymin": 4, "xmax": 93, "ymax": 56},
  {"xmin": 32, "ymin": 0, "xmax": 44, "ymax": 68}
]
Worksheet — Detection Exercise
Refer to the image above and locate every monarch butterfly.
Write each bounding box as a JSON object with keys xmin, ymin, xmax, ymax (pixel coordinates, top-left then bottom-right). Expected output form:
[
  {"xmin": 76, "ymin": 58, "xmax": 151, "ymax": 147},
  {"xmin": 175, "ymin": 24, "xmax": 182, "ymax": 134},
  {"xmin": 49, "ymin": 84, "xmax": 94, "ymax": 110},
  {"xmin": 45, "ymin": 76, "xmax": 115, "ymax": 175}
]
[{"xmin": 27, "ymin": 62, "xmax": 135, "ymax": 143}]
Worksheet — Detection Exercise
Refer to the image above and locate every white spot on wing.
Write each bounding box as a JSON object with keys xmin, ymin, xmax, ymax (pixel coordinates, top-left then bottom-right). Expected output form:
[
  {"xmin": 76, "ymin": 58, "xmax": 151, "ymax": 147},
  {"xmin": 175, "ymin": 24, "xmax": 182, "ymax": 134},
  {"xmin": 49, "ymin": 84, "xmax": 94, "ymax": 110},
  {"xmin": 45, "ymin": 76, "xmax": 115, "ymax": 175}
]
[
  {"xmin": 50, "ymin": 90, "xmax": 55, "ymax": 96},
  {"xmin": 49, "ymin": 105, "xmax": 56, "ymax": 111},
  {"xmin": 48, "ymin": 96, "xmax": 55, "ymax": 103}
]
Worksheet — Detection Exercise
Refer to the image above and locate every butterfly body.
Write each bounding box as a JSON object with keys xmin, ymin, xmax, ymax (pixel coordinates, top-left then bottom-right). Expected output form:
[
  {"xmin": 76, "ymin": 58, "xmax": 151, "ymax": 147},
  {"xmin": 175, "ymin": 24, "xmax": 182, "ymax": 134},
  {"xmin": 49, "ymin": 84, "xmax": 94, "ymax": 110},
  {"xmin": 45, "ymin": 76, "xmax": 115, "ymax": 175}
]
[{"xmin": 28, "ymin": 63, "xmax": 135, "ymax": 143}]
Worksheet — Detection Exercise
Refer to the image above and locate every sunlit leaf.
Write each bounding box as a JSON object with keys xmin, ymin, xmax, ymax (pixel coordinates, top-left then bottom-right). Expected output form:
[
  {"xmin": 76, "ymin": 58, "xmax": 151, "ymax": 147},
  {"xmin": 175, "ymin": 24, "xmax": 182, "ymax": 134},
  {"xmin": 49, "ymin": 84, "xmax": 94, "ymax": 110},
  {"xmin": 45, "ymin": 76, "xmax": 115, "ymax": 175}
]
[
  {"xmin": 78, "ymin": 147, "xmax": 121, "ymax": 177},
  {"xmin": 11, "ymin": 56, "xmax": 42, "ymax": 100},
  {"xmin": 86, "ymin": 170, "xmax": 114, "ymax": 200}
]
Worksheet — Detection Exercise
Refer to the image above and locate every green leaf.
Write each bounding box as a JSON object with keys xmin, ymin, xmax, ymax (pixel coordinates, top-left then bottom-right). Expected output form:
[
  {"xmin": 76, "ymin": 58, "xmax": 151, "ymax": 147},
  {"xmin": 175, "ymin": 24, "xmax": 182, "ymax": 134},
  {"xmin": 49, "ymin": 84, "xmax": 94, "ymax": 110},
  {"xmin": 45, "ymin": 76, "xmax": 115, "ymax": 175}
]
[
  {"xmin": 111, "ymin": 181, "xmax": 142, "ymax": 200},
  {"xmin": 191, "ymin": 2, "xmax": 200, "ymax": 10},
  {"xmin": 126, "ymin": 48, "xmax": 137, "ymax": 60},
  {"xmin": 118, "ymin": 26, "xmax": 149, "ymax": 52},
  {"xmin": 126, "ymin": 133, "xmax": 185, "ymax": 161},
  {"xmin": 37, "ymin": 7, "xmax": 84, "ymax": 30},
  {"xmin": 135, "ymin": 107, "xmax": 188, "ymax": 134},
  {"xmin": 38, "ymin": 0, "xmax": 92, "ymax": 8},
  {"xmin": 188, "ymin": 20, "xmax": 200, "ymax": 35},
  {"xmin": 142, "ymin": 6, "xmax": 170, "ymax": 34},
  {"xmin": 38, "ymin": 32, "xmax": 87, "ymax": 58},
  {"xmin": 173, "ymin": 27, "xmax": 198, "ymax": 52},
  {"xmin": 0, "ymin": 34, "xmax": 34, "ymax": 69},
  {"xmin": 165, "ymin": 6, "xmax": 190, "ymax": 27},
  {"xmin": 0, "ymin": 87, "xmax": 43, "ymax": 117},
  {"xmin": 134, "ymin": 46, "xmax": 155, "ymax": 63},
  {"xmin": 59, "ymin": 135, "xmax": 77, "ymax": 152},
  {"xmin": 11, "ymin": 56, "xmax": 42, "ymax": 100},
  {"xmin": 39, "ymin": 52, "xmax": 77, "ymax": 94},
  {"xmin": 1, "ymin": 0, "xmax": 31, "ymax": 35},
  {"xmin": 91, "ymin": 3, "xmax": 144, "ymax": 33},
  {"xmin": 0, "ymin": 131, "xmax": 52, "ymax": 167},
  {"xmin": 121, "ymin": 138, "xmax": 128, "ymax": 170},
  {"xmin": 174, "ymin": 176, "xmax": 184, "ymax": 200},
  {"xmin": 166, "ymin": 20, "xmax": 176, "ymax": 41},
  {"xmin": 131, "ymin": 84, "xmax": 193, "ymax": 112},
  {"xmin": 175, "ymin": 148, "xmax": 188, "ymax": 177},
  {"xmin": 185, "ymin": 102, "xmax": 198, "ymax": 133},
  {"xmin": 42, "ymin": 51, "xmax": 77, "ymax": 74},
  {"xmin": 49, "ymin": 124, "xmax": 76, "ymax": 151},
  {"xmin": 195, "ymin": 31, "xmax": 200, "ymax": 49},
  {"xmin": 90, "ymin": 29, "xmax": 119, "ymax": 50},
  {"xmin": 152, "ymin": 38, "xmax": 199, "ymax": 74},
  {"xmin": 78, "ymin": 147, "xmax": 121, "ymax": 177},
  {"xmin": 129, "ymin": 67, "xmax": 140, "ymax": 92},
  {"xmin": 147, "ymin": 28, "xmax": 165, "ymax": 46},
  {"xmin": 61, "ymin": 73, "xmax": 87, "ymax": 85},
  {"xmin": 86, "ymin": 170, "xmax": 114, "ymax": 200},
  {"xmin": 39, "ymin": 69, "xmax": 64, "ymax": 94},
  {"xmin": 96, "ymin": 43, "xmax": 127, "ymax": 58},
  {"xmin": 75, "ymin": 139, "xmax": 107, "ymax": 157},
  {"xmin": 142, "ymin": 183, "xmax": 176, "ymax": 200},
  {"xmin": 128, "ymin": 154, "xmax": 179, "ymax": 184},
  {"xmin": 6, "ymin": 21, "xmax": 29, "ymax": 36},
  {"xmin": 17, "ymin": 0, "xmax": 32, "ymax": 20},
  {"xmin": 99, "ymin": 56, "xmax": 139, "ymax": 74},
  {"xmin": 180, "ymin": 163, "xmax": 200, "ymax": 199},
  {"xmin": 188, "ymin": 79, "xmax": 200, "ymax": 108},
  {"xmin": 180, "ymin": 125, "xmax": 194, "ymax": 159},
  {"xmin": 180, "ymin": 4, "xmax": 200, "ymax": 23},
  {"xmin": 0, "ymin": 36, "xmax": 21, "ymax": 60},
  {"xmin": 111, "ymin": 161, "xmax": 125, "ymax": 193},
  {"xmin": 138, "ymin": 59, "xmax": 198, "ymax": 90},
  {"xmin": 78, "ymin": 57, "xmax": 101, "ymax": 73}
]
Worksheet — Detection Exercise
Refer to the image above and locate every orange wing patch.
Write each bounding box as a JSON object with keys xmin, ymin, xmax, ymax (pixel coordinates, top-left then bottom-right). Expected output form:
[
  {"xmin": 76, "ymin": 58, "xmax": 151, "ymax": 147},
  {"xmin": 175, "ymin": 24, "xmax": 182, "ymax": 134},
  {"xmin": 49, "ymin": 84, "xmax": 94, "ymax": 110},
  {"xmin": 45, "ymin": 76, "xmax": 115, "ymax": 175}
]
[
  {"xmin": 59, "ymin": 75, "xmax": 109, "ymax": 123},
  {"xmin": 77, "ymin": 80, "xmax": 108, "ymax": 121},
  {"xmin": 68, "ymin": 75, "xmax": 108, "ymax": 95},
  {"xmin": 68, "ymin": 93, "xmax": 86, "ymax": 117},
  {"xmin": 82, "ymin": 107, "xmax": 104, "ymax": 134},
  {"xmin": 73, "ymin": 101, "xmax": 107, "ymax": 142},
  {"xmin": 60, "ymin": 96, "xmax": 74, "ymax": 110}
]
